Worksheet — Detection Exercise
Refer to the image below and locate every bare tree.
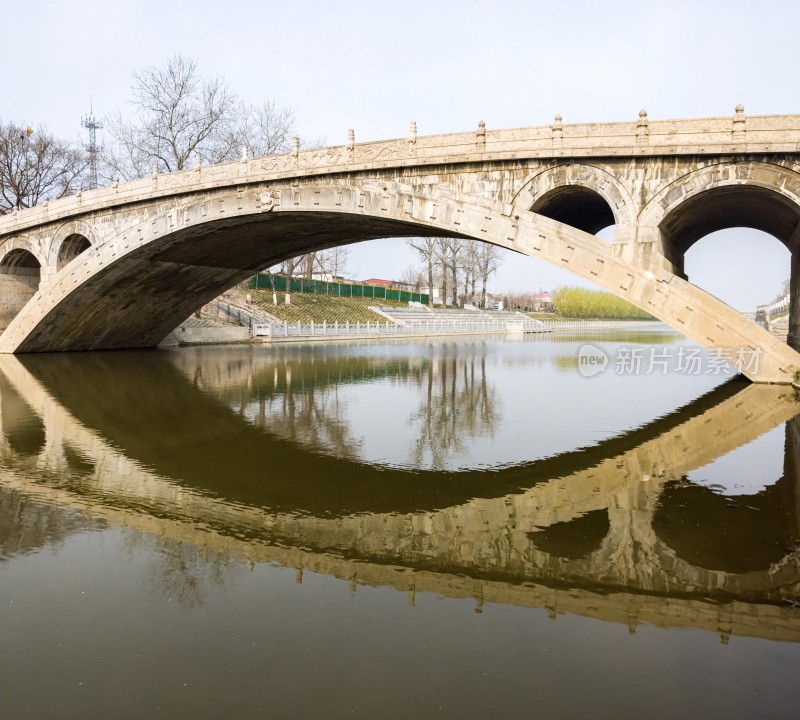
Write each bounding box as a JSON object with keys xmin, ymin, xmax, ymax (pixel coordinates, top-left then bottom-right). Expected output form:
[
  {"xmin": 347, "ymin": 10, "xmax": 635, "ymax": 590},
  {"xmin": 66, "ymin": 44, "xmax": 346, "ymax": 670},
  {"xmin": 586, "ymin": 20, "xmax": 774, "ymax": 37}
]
[
  {"xmin": 103, "ymin": 54, "xmax": 298, "ymax": 181},
  {"xmin": 477, "ymin": 243, "xmax": 503, "ymax": 308},
  {"xmin": 436, "ymin": 238, "xmax": 450, "ymax": 307},
  {"xmin": 463, "ymin": 240, "xmax": 480, "ymax": 305},
  {"xmin": 400, "ymin": 264, "xmax": 423, "ymax": 291},
  {"xmin": 272, "ymin": 241, "xmax": 346, "ymax": 306},
  {"xmin": 282, "ymin": 255, "xmax": 305, "ymax": 305},
  {"xmin": 301, "ymin": 252, "xmax": 316, "ymax": 280},
  {"xmin": 257, "ymin": 263, "xmax": 281, "ymax": 305},
  {"xmin": 316, "ymin": 246, "xmax": 350, "ymax": 279},
  {"xmin": 103, "ymin": 55, "xmax": 237, "ymax": 179},
  {"xmin": 408, "ymin": 238, "xmax": 504, "ymax": 308},
  {"xmin": 0, "ymin": 121, "xmax": 86, "ymax": 213},
  {"xmin": 230, "ymin": 100, "xmax": 295, "ymax": 158},
  {"xmin": 407, "ymin": 237, "xmax": 437, "ymax": 307},
  {"xmin": 440, "ymin": 237, "xmax": 464, "ymax": 306}
]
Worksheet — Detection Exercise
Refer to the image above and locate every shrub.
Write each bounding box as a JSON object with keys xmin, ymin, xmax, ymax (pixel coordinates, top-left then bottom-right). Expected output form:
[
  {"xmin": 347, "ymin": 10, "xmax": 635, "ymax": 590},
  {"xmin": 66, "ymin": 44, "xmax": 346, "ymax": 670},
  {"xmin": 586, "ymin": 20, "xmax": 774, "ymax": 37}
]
[{"xmin": 550, "ymin": 286, "xmax": 654, "ymax": 320}]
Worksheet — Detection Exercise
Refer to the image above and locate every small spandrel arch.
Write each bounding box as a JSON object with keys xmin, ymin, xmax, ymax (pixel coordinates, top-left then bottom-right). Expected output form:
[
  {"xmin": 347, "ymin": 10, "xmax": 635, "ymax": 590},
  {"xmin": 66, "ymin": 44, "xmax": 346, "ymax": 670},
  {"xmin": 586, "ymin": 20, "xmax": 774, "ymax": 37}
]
[
  {"xmin": 531, "ymin": 185, "xmax": 616, "ymax": 236},
  {"xmin": 0, "ymin": 248, "xmax": 42, "ymax": 273},
  {"xmin": 57, "ymin": 233, "xmax": 92, "ymax": 271},
  {"xmin": 513, "ymin": 164, "xmax": 635, "ymax": 242},
  {"xmin": 0, "ymin": 249, "xmax": 42, "ymax": 331}
]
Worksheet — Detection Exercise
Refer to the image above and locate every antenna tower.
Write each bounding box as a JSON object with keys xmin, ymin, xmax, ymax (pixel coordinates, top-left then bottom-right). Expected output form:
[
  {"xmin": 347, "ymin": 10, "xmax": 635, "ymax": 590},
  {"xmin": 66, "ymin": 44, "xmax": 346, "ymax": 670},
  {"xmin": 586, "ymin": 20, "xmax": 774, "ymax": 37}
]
[{"xmin": 81, "ymin": 98, "xmax": 103, "ymax": 190}]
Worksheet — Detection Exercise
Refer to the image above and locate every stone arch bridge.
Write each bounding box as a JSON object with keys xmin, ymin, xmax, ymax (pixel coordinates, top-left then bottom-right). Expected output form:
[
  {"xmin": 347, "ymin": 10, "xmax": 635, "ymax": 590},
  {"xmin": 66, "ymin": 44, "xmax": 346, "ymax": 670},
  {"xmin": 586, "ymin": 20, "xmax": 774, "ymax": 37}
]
[{"xmin": 1, "ymin": 109, "xmax": 800, "ymax": 382}]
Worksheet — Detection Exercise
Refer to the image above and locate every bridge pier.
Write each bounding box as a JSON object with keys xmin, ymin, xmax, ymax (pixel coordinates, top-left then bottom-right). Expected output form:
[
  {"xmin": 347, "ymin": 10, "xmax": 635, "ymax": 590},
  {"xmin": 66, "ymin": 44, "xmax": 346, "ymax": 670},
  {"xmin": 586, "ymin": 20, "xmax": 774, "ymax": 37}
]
[
  {"xmin": 790, "ymin": 251, "xmax": 800, "ymax": 352},
  {"xmin": 38, "ymin": 267, "xmax": 57, "ymax": 293},
  {"xmin": 786, "ymin": 415, "xmax": 800, "ymax": 535}
]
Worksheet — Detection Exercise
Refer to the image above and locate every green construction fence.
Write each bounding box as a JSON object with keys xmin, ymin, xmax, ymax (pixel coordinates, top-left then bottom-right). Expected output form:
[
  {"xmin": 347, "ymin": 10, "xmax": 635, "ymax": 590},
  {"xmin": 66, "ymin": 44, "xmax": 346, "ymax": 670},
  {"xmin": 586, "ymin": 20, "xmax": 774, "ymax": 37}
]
[{"xmin": 250, "ymin": 274, "xmax": 429, "ymax": 305}]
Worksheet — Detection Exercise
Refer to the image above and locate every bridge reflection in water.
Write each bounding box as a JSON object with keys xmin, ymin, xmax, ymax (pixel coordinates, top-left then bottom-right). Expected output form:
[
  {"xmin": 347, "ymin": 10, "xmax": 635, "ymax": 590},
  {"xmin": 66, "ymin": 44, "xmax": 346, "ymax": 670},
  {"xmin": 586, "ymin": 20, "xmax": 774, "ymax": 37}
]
[{"xmin": 0, "ymin": 346, "xmax": 798, "ymax": 644}]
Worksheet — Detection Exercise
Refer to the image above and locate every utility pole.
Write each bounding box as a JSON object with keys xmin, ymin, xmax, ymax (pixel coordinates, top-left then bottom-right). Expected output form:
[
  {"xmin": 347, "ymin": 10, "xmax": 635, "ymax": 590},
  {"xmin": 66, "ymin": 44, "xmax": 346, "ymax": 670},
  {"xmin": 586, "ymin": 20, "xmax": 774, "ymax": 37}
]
[{"xmin": 81, "ymin": 98, "xmax": 103, "ymax": 190}]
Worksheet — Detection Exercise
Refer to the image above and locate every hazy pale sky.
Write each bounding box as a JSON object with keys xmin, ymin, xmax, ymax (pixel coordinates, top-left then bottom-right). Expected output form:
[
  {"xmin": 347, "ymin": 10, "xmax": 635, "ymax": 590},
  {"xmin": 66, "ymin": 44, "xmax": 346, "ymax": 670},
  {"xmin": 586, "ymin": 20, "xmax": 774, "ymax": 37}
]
[{"xmin": 5, "ymin": 0, "xmax": 797, "ymax": 310}]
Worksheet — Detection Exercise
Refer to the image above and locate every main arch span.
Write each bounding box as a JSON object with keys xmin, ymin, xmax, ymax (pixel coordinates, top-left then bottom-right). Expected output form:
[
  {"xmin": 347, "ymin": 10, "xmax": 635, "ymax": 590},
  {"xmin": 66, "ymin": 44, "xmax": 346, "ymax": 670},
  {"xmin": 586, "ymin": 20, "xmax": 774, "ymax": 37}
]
[{"xmin": 1, "ymin": 110, "xmax": 799, "ymax": 382}]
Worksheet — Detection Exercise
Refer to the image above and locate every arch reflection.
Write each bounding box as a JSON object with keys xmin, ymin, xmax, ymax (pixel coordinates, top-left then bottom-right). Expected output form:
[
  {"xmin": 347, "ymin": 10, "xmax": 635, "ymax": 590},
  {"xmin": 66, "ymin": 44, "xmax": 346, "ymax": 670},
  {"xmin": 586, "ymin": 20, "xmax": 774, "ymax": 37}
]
[{"xmin": 0, "ymin": 347, "xmax": 797, "ymax": 640}]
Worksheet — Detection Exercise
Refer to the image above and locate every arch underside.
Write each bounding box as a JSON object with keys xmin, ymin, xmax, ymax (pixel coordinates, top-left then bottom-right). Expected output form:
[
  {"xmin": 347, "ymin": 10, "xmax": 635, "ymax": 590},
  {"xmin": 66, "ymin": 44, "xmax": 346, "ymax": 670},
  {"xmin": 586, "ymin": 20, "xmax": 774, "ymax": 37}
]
[
  {"xmin": 1, "ymin": 183, "xmax": 799, "ymax": 383},
  {"xmin": 661, "ymin": 185, "xmax": 800, "ymax": 257},
  {"xmin": 0, "ymin": 248, "xmax": 42, "ymax": 335},
  {"xmin": 57, "ymin": 234, "xmax": 92, "ymax": 271},
  {"xmin": 531, "ymin": 185, "xmax": 616, "ymax": 235},
  {"xmin": 7, "ymin": 213, "xmax": 470, "ymax": 352}
]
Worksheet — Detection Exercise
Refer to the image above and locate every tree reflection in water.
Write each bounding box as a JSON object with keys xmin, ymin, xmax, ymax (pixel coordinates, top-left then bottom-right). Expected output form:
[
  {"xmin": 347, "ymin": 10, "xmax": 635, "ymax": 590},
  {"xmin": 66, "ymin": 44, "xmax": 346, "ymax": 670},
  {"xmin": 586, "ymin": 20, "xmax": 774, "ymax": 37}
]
[
  {"xmin": 179, "ymin": 344, "xmax": 501, "ymax": 469},
  {"xmin": 408, "ymin": 344, "xmax": 499, "ymax": 469},
  {"xmin": 0, "ymin": 488, "xmax": 102, "ymax": 561},
  {"xmin": 121, "ymin": 532, "xmax": 244, "ymax": 609}
]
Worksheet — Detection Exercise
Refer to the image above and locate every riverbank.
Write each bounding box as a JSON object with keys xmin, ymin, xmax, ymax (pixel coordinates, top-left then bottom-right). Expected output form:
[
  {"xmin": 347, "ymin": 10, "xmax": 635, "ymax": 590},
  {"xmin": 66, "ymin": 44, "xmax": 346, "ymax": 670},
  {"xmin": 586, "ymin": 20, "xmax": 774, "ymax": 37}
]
[
  {"xmin": 165, "ymin": 319, "xmax": 662, "ymax": 347},
  {"xmin": 167, "ymin": 290, "xmax": 669, "ymax": 347},
  {"xmin": 250, "ymin": 290, "xmax": 410, "ymax": 324}
]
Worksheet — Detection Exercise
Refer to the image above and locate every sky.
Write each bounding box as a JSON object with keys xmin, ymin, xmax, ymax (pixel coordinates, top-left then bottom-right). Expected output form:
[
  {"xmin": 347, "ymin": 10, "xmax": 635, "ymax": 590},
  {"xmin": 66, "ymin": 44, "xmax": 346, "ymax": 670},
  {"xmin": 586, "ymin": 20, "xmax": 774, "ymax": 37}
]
[{"xmin": 4, "ymin": 0, "xmax": 797, "ymax": 311}]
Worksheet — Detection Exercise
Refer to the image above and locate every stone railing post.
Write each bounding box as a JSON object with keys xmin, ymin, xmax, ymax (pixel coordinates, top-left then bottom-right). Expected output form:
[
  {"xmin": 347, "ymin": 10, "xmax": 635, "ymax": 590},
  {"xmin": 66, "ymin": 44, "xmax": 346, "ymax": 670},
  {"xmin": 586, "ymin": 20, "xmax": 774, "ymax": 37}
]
[
  {"xmin": 552, "ymin": 115, "xmax": 563, "ymax": 148},
  {"xmin": 476, "ymin": 120, "xmax": 486, "ymax": 152},
  {"xmin": 636, "ymin": 110, "xmax": 649, "ymax": 144},
  {"xmin": 408, "ymin": 121, "xmax": 417, "ymax": 157},
  {"xmin": 733, "ymin": 104, "xmax": 746, "ymax": 143}
]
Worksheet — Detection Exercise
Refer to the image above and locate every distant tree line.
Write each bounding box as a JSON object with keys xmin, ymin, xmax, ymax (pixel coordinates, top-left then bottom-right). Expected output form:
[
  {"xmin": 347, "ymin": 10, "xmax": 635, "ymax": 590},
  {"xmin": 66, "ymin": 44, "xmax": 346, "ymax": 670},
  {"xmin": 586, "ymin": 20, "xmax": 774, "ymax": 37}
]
[
  {"xmin": 405, "ymin": 237, "xmax": 504, "ymax": 308},
  {"xmin": 550, "ymin": 286, "xmax": 654, "ymax": 319},
  {"xmin": 497, "ymin": 290, "xmax": 551, "ymax": 312}
]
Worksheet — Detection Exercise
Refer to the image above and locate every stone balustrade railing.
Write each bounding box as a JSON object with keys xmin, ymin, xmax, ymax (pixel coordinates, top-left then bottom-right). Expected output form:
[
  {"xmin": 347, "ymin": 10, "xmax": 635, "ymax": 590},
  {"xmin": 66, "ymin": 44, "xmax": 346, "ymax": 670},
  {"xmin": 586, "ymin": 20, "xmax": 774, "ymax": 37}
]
[
  {"xmin": 3, "ymin": 109, "xmax": 800, "ymax": 239},
  {"xmin": 756, "ymin": 295, "xmax": 790, "ymax": 319}
]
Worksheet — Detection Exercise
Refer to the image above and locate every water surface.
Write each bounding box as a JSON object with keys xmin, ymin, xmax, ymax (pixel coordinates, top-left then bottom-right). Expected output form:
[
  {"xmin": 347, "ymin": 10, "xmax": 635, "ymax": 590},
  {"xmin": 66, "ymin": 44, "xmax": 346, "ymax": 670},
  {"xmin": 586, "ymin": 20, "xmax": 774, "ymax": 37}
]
[{"xmin": 0, "ymin": 327, "xmax": 798, "ymax": 719}]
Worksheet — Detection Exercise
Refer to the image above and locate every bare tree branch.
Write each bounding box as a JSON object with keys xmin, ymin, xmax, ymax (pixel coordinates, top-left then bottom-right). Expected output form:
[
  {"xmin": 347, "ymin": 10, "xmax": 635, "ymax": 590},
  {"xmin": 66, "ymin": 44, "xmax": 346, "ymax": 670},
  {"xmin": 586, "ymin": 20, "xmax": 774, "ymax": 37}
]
[
  {"xmin": 0, "ymin": 120, "xmax": 87, "ymax": 214},
  {"xmin": 477, "ymin": 243, "xmax": 503, "ymax": 308},
  {"xmin": 102, "ymin": 54, "xmax": 296, "ymax": 180},
  {"xmin": 408, "ymin": 237, "xmax": 438, "ymax": 308},
  {"xmin": 230, "ymin": 100, "xmax": 295, "ymax": 158}
]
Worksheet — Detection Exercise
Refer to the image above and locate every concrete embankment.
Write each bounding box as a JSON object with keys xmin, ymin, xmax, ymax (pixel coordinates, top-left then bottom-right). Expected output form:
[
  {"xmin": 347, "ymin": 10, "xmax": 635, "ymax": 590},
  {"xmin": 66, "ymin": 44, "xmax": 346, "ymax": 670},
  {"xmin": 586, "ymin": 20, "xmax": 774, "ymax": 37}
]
[
  {"xmin": 160, "ymin": 326, "xmax": 251, "ymax": 347},
  {"xmin": 162, "ymin": 318, "xmax": 661, "ymax": 347},
  {"xmin": 251, "ymin": 329, "xmax": 532, "ymax": 345}
]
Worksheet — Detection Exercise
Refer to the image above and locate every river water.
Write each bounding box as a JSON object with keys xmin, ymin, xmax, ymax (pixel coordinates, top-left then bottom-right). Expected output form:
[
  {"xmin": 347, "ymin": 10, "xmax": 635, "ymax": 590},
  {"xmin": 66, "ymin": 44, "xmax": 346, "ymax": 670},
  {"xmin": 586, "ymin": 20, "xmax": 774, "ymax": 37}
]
[{"xmin": 0, "ymin": 326, "xmax": 798, "ymax": 719}]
